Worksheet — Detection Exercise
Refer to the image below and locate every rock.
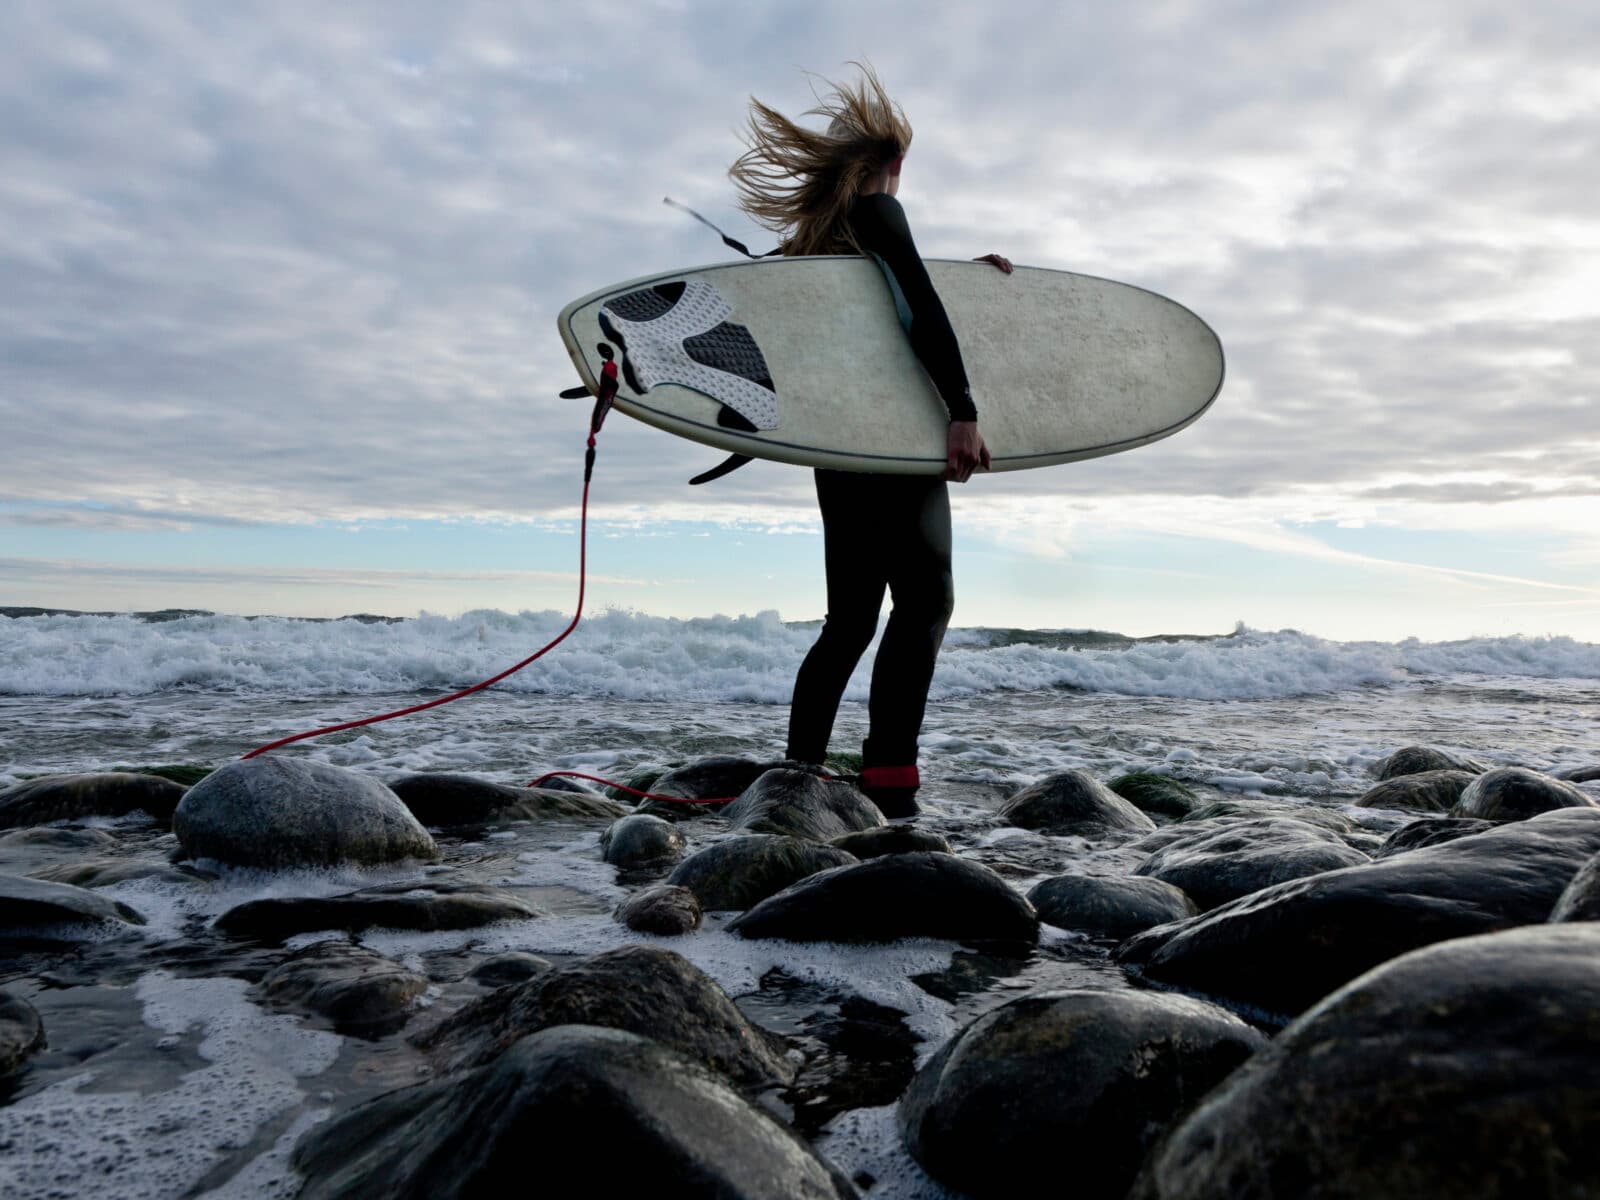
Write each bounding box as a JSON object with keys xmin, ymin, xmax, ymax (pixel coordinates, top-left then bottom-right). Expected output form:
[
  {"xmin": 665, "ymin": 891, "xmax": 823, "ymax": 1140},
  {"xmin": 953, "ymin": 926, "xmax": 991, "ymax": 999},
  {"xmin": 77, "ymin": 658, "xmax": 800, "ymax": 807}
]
[
  {"xmin": 666, "ymin": 835, "xmax": 858, "ymax": 912},
  {"xmin": 615, "ymin": 884, "xmax": 702, "ymax": 935},
  {"xmin": 724, "ymin": 769, "xmax": 885, "ymax": 840},
  {"xmin": 1557, "ymin": 764, "xmax": 1600, "ymax": 783},
  {"xmin": 174, "ymin": 758, "xmax": 437, "ymax": 869},
  {"xmin": 1000, "ymin": 769, "xmax": 1157, "ymax": 835},
  {"xmin": 1118, "ymin": 808, "xmax": 1600, "ymax": 1016},
  {"xmin": 599, "ymin": 814, "xmax": 685, "ymax": 870},
  {"xmin": 901, "ymin": 989, "xmax": 1265, "ymax": 1200},
  {"xmin": 1133, "ymin": 818, "xmax": 1370, "ymax": 910},
  {"xmin": 1108, "ymin": 771, "xmax": 1199, "ymax": 817},
  {"xmin": 0, "ymin": 872, "xmax": 146, "ymax": 938},
  {"xmin": 524, "ymin": 771, "xmax": 597, "ymax": 794},
  {"xmin": 729, "ymin": 852, "xmax": 1038, "ymax": 946},
  {"xmin": 469, "ymin": 952, "xmax": 551, "ymax": 987},
  {"xmin": 1450, "ymin": 765, "xmax": 1596, "ymax": 821},
  {"xmin": 0, "ymin": 772, "xmax": 188, "ymax": 828},
  {"xmin": 632, "ymin": 756, "xmax": 777, "ymax": 820},
  {"xmin": 258, "ymin": 940, "xmax": 428, "ymax": 1036},
  {"xmin": 829, "ymin": 825, "xmax": 952, "ymax": 859},
  {"xmin": 1550, "ymin": 851, "xmax": 1600, "ymax": 922},
  {"xmin": 215, "ymin": 881, "xmax": 541, "ymax": 943},
  {"xmin": 1027, "ymin": 874, "xmax": 1198, "ymax": 937},
  {"xmin": 0, "ymin": 827, "xmax": 117, "ymax": 852},
  {"xmin": 413, "ymin": 945, "xmax": 794, "ymax": 1087},
  {"xmin": 1354, "ymin": 769, "xmax": 1477, "ymax": 813},
  {"xmin": 1180, "ymin": 799, "xmax": 1354, "ymax": 833},
  {"xmin": 29, "ymin": 858, "xmax": 209, "ymax": 888},
  {"xmin": 0, "ymin": 989, "xmax": 46, "ymax": 1077},
  {"xmin": 1372, "ymin": 816, "xmax": 1495, "ymax": 859},
  {"xmin": 388, "ymin": 772, "xmax": 626, "ymax": 826},
  {"xmin": 1130, "ymin": 924, "xmax": 1600, "ymax": 1200},
  {"xmin": 292, "ymin": 1026, "xmax": 855, "ymax": 1200},
  {"xmin": 1371, "ymin": 745, "xmax": 1486, "ymax": 780}
]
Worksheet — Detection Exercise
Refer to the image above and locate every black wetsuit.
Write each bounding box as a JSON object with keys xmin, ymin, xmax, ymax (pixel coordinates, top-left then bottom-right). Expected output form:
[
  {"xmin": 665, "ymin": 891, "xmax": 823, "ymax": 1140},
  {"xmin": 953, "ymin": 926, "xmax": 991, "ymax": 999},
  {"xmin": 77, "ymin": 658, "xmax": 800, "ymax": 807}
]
[{"xmin": 785, "ymin": 193, "xmax": 974, "ymax": 771}]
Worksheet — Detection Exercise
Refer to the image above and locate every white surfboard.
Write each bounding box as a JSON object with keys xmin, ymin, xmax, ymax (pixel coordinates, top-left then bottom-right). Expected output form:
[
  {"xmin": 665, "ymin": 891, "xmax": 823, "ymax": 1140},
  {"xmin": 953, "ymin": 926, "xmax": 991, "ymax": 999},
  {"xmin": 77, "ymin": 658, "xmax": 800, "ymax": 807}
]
[{"xmin": 557, "ymin": 257, "xmax": 1222, "ymax": 475}]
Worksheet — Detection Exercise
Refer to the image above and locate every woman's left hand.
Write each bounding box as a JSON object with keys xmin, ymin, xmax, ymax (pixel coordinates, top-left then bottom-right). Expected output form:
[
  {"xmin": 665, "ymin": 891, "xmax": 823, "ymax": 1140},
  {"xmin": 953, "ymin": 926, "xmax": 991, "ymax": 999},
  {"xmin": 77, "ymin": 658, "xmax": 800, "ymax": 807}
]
[{"xmin": 973, "ymin": 253, "xmax": 1013, "ymax": 274}]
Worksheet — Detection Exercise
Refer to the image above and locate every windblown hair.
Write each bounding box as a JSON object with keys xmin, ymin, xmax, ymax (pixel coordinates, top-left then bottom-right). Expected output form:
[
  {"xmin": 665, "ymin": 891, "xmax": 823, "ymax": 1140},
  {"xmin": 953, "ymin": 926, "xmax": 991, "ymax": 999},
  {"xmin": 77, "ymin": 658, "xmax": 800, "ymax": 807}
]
[{"xmin": 729, "ymin": 63, "xmax": 913, "ymax": 257}]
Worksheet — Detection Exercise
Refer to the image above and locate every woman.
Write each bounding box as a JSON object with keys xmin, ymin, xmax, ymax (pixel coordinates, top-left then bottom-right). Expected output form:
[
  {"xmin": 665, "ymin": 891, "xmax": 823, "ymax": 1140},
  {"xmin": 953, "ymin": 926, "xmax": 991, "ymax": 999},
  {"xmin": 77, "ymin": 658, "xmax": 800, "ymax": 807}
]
[{"xmin": 731, "ymin": 65, "xmax": 1011, "ymax": 817}]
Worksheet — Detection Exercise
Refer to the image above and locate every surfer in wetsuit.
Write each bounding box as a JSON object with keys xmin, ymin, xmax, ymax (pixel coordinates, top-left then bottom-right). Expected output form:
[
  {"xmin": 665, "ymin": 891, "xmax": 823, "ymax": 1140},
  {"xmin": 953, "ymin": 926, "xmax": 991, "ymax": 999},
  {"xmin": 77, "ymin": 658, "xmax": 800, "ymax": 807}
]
[{"xmin": 730, "ymin": 65, "xmax": 1011, "ymax": 817}]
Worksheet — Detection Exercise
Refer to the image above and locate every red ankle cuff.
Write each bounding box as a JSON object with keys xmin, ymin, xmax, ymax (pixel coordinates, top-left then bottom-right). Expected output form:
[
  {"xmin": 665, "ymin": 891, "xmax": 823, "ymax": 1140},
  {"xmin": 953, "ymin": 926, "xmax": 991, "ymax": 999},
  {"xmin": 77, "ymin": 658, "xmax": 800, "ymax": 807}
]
[{"xmin": 860, "ymin": 765, "xmax": 920, "ymax": 789}]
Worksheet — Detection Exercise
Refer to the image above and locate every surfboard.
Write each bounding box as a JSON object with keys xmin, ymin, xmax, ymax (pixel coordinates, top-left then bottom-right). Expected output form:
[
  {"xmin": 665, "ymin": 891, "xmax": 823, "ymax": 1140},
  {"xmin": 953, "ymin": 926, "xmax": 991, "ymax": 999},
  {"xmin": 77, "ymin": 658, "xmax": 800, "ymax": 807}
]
[{"xmin": 557, "ymin": 257, "xmax": 1223, "ymax": 475}]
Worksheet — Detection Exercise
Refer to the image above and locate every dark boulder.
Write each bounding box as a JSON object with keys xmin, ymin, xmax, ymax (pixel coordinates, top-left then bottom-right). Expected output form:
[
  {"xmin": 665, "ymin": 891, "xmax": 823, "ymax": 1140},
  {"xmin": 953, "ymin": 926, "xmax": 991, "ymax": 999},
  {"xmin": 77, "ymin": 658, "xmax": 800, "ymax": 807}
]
[
  {"xmin": 901, "ymin": 989, "xmax": 1265, "ymax": 1200},
  {"xmin": 0, "ymin": 989, "xmax": 46, "ymax": 1077},
  {"xmin": 174, "ymin": 758, "xmax": 437, "ymax": 869},
  {"xmin": 615, "ymin": 884, "xmax": 702, "ymax": 935},
  {"xmin": 1451, "ymin": 766, "xmax": 1596, "ymax": 822},
  {"xmin": 1133, "ymin": 817, "xmax": 1370, "ymax": 910},
  {"xmin": 389, "ymin": 773, "xmax": 626, "ymax": 826},
  {"xmin": 1000, "ymin": 769, "xmax": 1156, "ymax": 835},
  {"xmin": 1180, "ymin": 799, "xmax": 1354, "ymax": 833},
  {"xmin": 1118, "ymin": 808, "xmax": 1600, "ymax": 1016},
  {"xmin": 1131, "ymin": 924, "xmax": 1600, "ymax": 1200},
  {"xmin": 1557, "ymin": 764, "xmax": 1600, "ymax": 783},
  {"xmin": 29, "ymin": 858, "xmax": 209, "ymax": 888},
  {"xmin": 1371, "ymin": 745, "xmax": 1486, "ymax": 780},
  {"xmin": 0, "ymin": 872, "xmax": 146, "ymax": 938},
  {"xmin": 599, "ymin": 814, "xmax": 685, "ymax": 870},
  {"xmin": 633, "ymin": 756, "xmax": 777, "ymax": 820},
  {"xmin": 1354, "ymin": 769, "xmax": 1476, "ymax": 813},
  {"xmin": 1550, "ymin": 851, "xmax": 1600, "ymax": 922},
  {"xmin": 258, "ymin": 940, "xmax": 428, "ymax": 1036},
  {"xmin": 666, "ymin": 835, "xmax": 857, "ymax": 912},
  {"xmin": 292, "ymin": 1026, "xmax": 855, "ymax": 1200},
  {"xmin": 829, "ymin": 825, "xmax": 952, "ymax": 859},
  {"xmin": 0, "ymin": 828, "xmax": 118, "ymax": 873},
  {"xmin": 216, "ymin": 881, "xmax": 541, "ymax": 943},
  {"xmin": 524, "ymin": 771, "xmax": 597, "ymax": 794},
  {"xmin": 724, "ymin": 769, "xmax": 885, "ymax": 840},
  {"xmin": 0, "ymin": 771, "xmax": 188, "ymax": 828},
  {"xmin": 729, "ymin": 852, "xmax": 1038, "ymax": 946},
  {"xmin": 1028, "ymin": 874, "xmax": 1198, "ymax": 937},
  {"xmin": 412, "ymin": 944, "xmax": 794, "ymax": 1087},
  {"xmin": 1108, "ymin": 772, "xmax": 1199, "ymax": 817},
  {"xmin": 469, "ymin": 952, "xmax": 551, "ymax": 988},
  {"xmin": 1373, "ymin": 816, "xmax": 1494, "ymax": 859}
]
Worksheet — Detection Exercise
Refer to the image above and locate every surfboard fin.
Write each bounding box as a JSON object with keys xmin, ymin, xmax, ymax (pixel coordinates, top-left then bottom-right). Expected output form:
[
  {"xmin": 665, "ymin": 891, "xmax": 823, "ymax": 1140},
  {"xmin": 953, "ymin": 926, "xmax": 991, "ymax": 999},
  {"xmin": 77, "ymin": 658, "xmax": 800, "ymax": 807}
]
[
  {"xmin": 559, "ymin": 385, "xmax": 591, "ymax": 399},
  {"xmin": 689, "ymin": 453, "xmax": 753, "ymax": 486}
]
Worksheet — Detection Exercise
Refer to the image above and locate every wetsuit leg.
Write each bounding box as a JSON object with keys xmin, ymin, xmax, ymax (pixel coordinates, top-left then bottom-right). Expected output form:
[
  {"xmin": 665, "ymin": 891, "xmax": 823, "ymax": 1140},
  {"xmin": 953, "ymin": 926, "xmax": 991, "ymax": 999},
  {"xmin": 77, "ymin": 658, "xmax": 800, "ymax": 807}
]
[{"xmin": 785, "ymin": 469, "xmax": 889, "ymax": 763}]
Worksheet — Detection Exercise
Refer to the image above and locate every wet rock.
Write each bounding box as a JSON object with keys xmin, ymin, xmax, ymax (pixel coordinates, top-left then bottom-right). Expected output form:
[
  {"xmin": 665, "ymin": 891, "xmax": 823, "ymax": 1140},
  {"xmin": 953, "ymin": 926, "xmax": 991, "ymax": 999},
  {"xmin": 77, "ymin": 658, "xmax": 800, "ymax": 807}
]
[
  {"xmin": 666, "ymin": 835, "xmax": 858, "ymax": 912},
  {"xmin": 724, "ymin": 769, "xmax": 885, "ymax": 840},
  {"xmin": 413, "ymin": 944, "xmax": 794, "ymax": 1087},
  {"xmin": 216, "ymin": 881, "xmax": 541, "ymax": 943},
  {"xmin": 599, "ymin": 813, "xmax": 685, "ymax": 869},
  {"xmin": 1354, "ymin": 768, "xmax": 1477, "ymax": 813},
  {"xmin": 29, "ymin": 858, "xmax": 211, "ymax": 888},
  {"xmin": 730, "ymin": 852, "xmax": 1039, "ymax": 946},
  {"xmin": 829, "ymin": 825, "xmax": 951, "ymax": 859},
  {"xmin": 388, "ymin": 772, "xmax": 626, "ymax": 826},
  {"xmin": 901, "ymin": 989, "xmax": 1265, "ymax": 1200},
  {"xmin": 1108, "ymin": 771, "xmax": 1199, "ymax": 817},
  {"xmin": 0, "ymin": 827, "xmax": 117, "ymax": 852},
  {"xmin": 1450, "ymin": 765, "xmax": 1596, "ymax": 821},
  {"xmin": 469, "ymin": 952, "xmax": 551, "ymax": 988},
  {"xmin": 1118, "ymin": 808, "xmax": 1600, "ymax": 1016},
  {"xmin": 1373, "ymin": 816, "xmax": 1495, "ymax": 859},
  {"xmin": 293, "ymin": 1026, "xmax": 855, "ymax": 1200},
  {"xmin": 259, "ymin": 940, "xmax": 428, "ymax": 1036},
  {"xmin": 632, "ymin": 755, "xmax": 778, "ymax": 821},
  {"xmin": 1130, "ymin": 924, "xmax": 1600, "ymax": 1200},
  {"xmin": 524, "ymin": 771, "xmax": 597, "ymax": 794},
  {"xmin": 1133, "ymin": 817, "xmax": 1370, "ymax": 910},
  {"xmin": 0, "ymin": 771, "xmax": 188, "ymax": 828},
  {"xmin": 0, "ymin": 990, "xmax": 46, "ymax": 1077},
  {"xmin": 1371, "ymin": 745, "xmax": 1486, "ymax": 780},
  {"xmin": 1557, "ymin": 764, "xmax": 1600, "ymax": 783},
  {"xmin": 615, "ymin": 884, "xmax": 702, "ymax": 935},
  {"xmin": 1027, "ymin": 874, "xmax": 1199, "ymax": 937},
  {"xmin": 1000, "ymin": 769, "xmax": 1156, "ymax": 835},
  {"xmin": 1550, "ymin": 851, "xmax": 1600, "ymax": 922},
  {"xmin": 174, "ymin": 758, "xmax": 437, "ymax": 869},
  {"xmin": 1180, "ymin": 799, "xmax": 1354, "ymax": 833},
  {"xmin": 0, "ymin": 872, "xmax": 146, "ymax": 937}
]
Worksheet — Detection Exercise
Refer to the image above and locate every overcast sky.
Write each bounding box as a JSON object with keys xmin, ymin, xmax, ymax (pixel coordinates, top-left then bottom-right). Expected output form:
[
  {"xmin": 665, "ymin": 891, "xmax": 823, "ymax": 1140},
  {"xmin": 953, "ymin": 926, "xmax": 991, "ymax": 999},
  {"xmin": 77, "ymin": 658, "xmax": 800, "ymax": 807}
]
[{"xmin": 3, "ymin": 0, "xmax": 1597, "ymax": 640}]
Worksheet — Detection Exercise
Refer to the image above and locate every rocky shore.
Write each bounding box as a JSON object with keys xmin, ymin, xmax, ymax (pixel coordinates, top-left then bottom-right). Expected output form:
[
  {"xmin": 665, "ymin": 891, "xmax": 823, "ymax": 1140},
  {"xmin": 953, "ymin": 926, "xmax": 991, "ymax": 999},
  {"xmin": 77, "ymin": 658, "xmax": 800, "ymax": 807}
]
[{"xmin": 2, "ymin": 746, "xmax": 1599, "ymax": 1197}]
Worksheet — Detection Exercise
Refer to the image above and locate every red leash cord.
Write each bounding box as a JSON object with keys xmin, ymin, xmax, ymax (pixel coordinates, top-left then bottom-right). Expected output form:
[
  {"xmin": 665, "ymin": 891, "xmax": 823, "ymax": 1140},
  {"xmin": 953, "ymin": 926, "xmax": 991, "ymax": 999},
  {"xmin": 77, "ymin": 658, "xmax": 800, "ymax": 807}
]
[{"xmin": 241, "ymin": 363, "xmax": 619, "ymax": 761}]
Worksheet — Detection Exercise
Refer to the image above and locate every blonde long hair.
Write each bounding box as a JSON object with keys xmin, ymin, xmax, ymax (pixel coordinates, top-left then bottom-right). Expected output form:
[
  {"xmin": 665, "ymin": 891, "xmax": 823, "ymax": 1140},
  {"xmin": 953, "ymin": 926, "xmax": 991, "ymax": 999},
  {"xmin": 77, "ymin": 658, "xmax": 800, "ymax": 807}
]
[{"xmin": 729, "ymin": 63, "xmax": 913, "ymax": 257}]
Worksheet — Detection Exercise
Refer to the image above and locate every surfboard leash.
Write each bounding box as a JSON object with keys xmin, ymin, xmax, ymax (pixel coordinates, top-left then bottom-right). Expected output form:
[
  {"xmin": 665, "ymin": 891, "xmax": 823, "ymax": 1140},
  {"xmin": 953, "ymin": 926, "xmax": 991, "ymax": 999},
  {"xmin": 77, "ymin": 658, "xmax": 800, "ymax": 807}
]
[{"xmin": 239, "ymin": 358, "xmax": 621, "ymax": 761}]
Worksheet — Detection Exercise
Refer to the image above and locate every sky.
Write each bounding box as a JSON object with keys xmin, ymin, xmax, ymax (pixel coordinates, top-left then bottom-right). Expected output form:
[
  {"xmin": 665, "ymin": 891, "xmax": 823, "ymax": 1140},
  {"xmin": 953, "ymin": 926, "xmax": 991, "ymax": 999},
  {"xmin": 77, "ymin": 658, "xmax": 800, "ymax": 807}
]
[{"xmin": 2, "ymin": 0, "xmax": 1598, "ymax": 642}]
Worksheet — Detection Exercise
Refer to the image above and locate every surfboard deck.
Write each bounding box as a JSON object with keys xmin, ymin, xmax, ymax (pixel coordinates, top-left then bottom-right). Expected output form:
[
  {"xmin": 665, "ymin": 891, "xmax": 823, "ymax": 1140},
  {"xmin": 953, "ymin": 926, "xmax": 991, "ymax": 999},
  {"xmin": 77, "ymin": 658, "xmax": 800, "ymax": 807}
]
[{"xmin": 557, "ymin": 256, "xmax": 1223, "ymax": 474}]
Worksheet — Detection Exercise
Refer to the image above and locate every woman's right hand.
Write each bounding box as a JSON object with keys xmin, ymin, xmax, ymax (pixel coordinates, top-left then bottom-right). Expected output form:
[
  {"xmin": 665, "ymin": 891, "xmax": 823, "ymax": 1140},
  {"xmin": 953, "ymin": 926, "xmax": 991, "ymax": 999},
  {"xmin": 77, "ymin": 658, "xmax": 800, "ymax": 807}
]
[{"xmin": 945, "ymin": 421, "xmax": 991, "ymax": 483}]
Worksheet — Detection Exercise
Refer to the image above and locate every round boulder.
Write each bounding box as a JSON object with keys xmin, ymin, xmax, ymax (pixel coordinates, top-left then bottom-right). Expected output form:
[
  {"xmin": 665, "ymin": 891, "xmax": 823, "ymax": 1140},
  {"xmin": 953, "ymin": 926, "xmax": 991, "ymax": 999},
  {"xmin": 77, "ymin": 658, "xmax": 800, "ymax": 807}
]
[
  {"xmin": 666, "ymin": 835, "xmax": 857, "ymax": 912},
  {"xmin": 1451, "ymin": 766, "xmax": 1596, "ymax": 822},
  {"xmin": 388, "ymin": 773, "xmax": 625, "ymax": 826},
  {"xmin": 1, "ymin": 873, "xmax": 145, "ymax": 939},
  {"xmin": 724, "ymin": 769, "xmax": 885, "ymax": 841},
  {"xmin": 259, "ymin": 940, "xmax": 428, "ymax": 1036},
  {"xmin": 174, "ymin": 757, "xmax": 437, "ymax": 869},
  {"xmin": 1371, "ymin": 745, "xmax": 1486, "ymax": 780},
  {"xmin": 1000, "ymin": 769, "xmax": 1156, "ymax": 835},
  {"xmin": 901, "ymin": 989, "xmax": 1265, "ymax": 1200},
  {"xmin": 1550, "ymin": 851, "xmax": 1600, "ymax": 922},
  {"xmin": 829, "ymin": 825, "xmax": 952, "ymax": 859},
  {"xmin": 1027, "ymin": 874, "xmax": 1198, "ymax": 937},
  {"xmin": 615, "ymin": 884, "xmax": 702, "ymax": 936},
  {"xmin": 1372, "ymin": 816, "xmax": 1494, "ymax": 859},
  {"xmin": 0, "ymin": 771, "xmax": 189, "ymax": 828},
  {"xmin": 469, "ymin": 952, "xmax": 551, "ymax": 988},
  {"xmin": 0, "ymin": 989, "xmax": 46, "ymax": 1077},
  {"xmin": 215, "ymin": 881, "xmax": 540, "ymax": 943},
  {"xmin": 1108, "ymin": 772, "xmax": 1199, "ymax": 817},
  {"xmin": 1133, "ymin": 817, "xmax": 1370, "ymax": 910},
  {"xmin": 1354, "ymin": 769, "xmax": 1477, "ymax": 813},
  {"xmin": 600, "ymin": 814, "xmax": 686, "ymax": 870}
]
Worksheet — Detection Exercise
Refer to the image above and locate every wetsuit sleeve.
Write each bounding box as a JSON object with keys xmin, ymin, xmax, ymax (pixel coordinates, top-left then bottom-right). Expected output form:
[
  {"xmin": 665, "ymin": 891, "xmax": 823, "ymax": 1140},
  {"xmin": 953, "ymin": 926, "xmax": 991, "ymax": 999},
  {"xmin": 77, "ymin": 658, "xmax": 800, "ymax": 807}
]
[{"xmin": 851, "ymin": 193, "xmax": 977, "ymax": 422}]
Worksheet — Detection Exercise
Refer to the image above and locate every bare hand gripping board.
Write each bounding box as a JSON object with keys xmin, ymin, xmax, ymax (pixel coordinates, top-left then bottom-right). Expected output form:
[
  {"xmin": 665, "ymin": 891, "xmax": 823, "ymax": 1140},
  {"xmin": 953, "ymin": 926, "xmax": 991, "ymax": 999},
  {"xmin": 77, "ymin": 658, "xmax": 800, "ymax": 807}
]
[{"xmin": 557, "ymin": 257, "xmax": 1224, "ymax": 475}]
